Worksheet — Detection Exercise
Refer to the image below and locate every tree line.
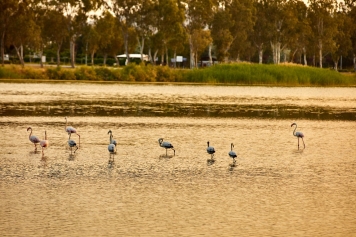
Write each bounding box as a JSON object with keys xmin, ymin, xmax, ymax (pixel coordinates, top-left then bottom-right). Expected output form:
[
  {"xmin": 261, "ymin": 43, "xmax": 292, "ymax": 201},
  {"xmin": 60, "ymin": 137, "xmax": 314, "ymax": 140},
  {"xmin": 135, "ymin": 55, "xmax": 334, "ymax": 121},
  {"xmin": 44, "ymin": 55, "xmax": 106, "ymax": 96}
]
[{"xmin": 1, "ymin": 0, "xmax": 356, "ymax": 70}]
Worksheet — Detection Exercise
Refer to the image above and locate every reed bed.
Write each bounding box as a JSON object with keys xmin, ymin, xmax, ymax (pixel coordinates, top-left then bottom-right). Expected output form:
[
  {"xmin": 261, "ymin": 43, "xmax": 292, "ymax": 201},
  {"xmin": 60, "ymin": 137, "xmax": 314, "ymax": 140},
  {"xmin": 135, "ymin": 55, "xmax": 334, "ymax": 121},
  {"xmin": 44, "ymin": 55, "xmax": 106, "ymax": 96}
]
[
  {"xmin": 181, "ymin": 63, "xmax": 355, "ymax": 86},
  {"xmin": 0, "ymin": 63, "xmax": 354, "ymax": 86}
]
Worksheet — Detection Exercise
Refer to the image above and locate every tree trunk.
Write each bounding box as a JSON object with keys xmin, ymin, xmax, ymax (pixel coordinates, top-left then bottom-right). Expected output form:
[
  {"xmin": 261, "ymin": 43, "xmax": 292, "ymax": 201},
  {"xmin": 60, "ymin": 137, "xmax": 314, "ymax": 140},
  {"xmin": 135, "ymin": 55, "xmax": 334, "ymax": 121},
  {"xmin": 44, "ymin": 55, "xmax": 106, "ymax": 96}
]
[
  {"xmin": 103, "ymin": 53, "xmax": 107, "ymax": 66},
  {"xmin": 124, "ymin": 31, "xmax": 129, "ymax": 64},
  {"xmin": 302, "ymin": 47, "xmax": 307, "ymax": 66},
  {"xmin": 173, "ymin": 49, "xmax": 177, "ymax": 68},
  {"xmin": 70, "ymin": 35, "xmax": 76, "ymax": 68},
  {"xmin": 318, "ymin": 40, "xmax": 323, "ymax": 68},
  {"xmin": 39, "ymin": 48, "xmax": 43, "ymax": 68},
  {"xmin": 1, "ymin": 31, "xmax": 5, "ymax": 66},
  {"xmin": 153, "ymin": 49, "xmax": 158, "ymax": 66},
  {"xmin": 14, "ymin": 45, "xmax": 25, "ymax": 67},
  {"xmin": 258, "ymin": 47, "xmax": 263, "ymax": 64},
  {"xmin": 334, "ymin": 61, "xmax": 338, "ymax": 71},
  {"xmin": 208, "ymin": 43, "xmax": 212, "ymax": 66},
  {"xmin": 353, "ymin": 54, "xmax": 356, "ymax": 72},
  {"xmin": 189, "ymin": 35, "xmax": 194, "ymax": 69},
  {"xmin": 160, "ymin": 49, "xmax": 164, "ymax": 65},
  {"xmin": 137, "ymin": 36, "xmax": 145, "ymax": 62},
  {"xmin": 57, "ymin": 43, "xmax": 62, "ymax": 67},
  {"xmin": 165, "ymin": 46, "xmax": 169, "ymax": 67},
  {"xmin": 114, "ymin": 53, "xmax": 119, "ymax": 66},
  {"xmin": 91, "ymin": 51, "xmax": 95, "ymax": 65}
]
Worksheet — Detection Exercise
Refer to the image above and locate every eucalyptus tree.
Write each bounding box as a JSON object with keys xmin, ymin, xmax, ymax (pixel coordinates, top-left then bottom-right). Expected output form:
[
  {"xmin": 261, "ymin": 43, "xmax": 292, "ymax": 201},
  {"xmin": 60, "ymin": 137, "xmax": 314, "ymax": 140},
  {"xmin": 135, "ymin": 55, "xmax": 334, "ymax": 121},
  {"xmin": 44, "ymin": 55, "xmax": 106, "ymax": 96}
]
[
  {"xmin": 50, "ymin": 0, "xmax": 103, "ymax": 68},
  {"xmin": 134, "ymin": 0, "xmax": 157, "ymax": 62},
  {"xmin": 94, "ymin": 11, "xmax": 117, "ymax": 65},
  {"xmin": 286, "ymin": 0, "xmax": 311, "ymax": 65},
  {"xmin": 0, "ymin": 0, "xmax": 18, "ymax": 66},
  {"xmin": 345, "ymin": 0, "xmax": 356, "ymax": 70},
  {"xmin": 83, "ymin": 23, "xmax": 100, "ymax": 65},
  {"xmin": 112, "ymin": 0, "xmax": 140, "ymax": 64},
  {"xmin": 250, "ymin": 0, "xmax": 269, "ymax": 64},
  {"xmin": 191, "ymin": 29, "xmax": 212, "ymax": 66},
  {"xmin": 43, "ymin": 9, "xmax": 69, "ymax": 67},
  {"xmin": 154, "ymin": 0, "xmax": 185, "ymax": 66},
  {"xmin": 6, "ymin": 1, "xmax": 41, "ymax": 67},
  {"xmin": 180, "ymin": 0, "xmax": 218, "ymax": 68},
  {"xmin": 308, "ymin": 0, "xmax": 338, "ymax": 68},
  {"xmin": 330, "ymin": 7, "xmax": 353, "ymax": 70},
  {"xmin": 211, "ymin": 0, "xmax": 254, "ymax": 62}
]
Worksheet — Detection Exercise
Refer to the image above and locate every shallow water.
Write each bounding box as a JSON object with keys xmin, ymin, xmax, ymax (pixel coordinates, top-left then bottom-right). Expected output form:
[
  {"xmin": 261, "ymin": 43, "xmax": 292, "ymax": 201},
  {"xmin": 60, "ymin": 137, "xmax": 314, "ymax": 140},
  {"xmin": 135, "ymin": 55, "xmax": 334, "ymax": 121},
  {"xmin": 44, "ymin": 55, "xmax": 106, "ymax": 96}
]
[{"xmin": 0, "ymin": 82, "xmax": 356, "ymax": 236}]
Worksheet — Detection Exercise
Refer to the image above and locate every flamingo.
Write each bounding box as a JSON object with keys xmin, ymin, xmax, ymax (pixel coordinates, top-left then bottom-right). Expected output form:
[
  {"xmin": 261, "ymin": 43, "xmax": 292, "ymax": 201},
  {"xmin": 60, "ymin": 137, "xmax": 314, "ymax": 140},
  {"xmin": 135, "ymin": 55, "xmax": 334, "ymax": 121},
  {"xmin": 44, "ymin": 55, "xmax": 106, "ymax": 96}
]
[
  {"xmin": 108, "ymin": 130, "xmax": 117, "ymax": 149},
  {"xmin": 158, "ymin": 138, "xmax": 175, "ymax": 156},
  {"xmin": 229, "ymin": 143, "xmax": 237, "ymax": 163},
  {"xmin": 27, "ymin": 127, "xmax": 41, "ymax": 151},
  {"xmin": 207, "ymin": 141, "xmax": 215, "ymax": 159},
  {"xmin": 40, "ymin": 131, "xmax": 49, "ymax": 156},
  {"xmin": 291, "ymin": 122, "xmax": 305, "ymax": 149},
  {"xmin": 65, "ymin": 117, "xmax": 80, "ymax": 144},
  {"xmin": 68, "ymin": 139, "xmax": 79, "ymax": 154}
]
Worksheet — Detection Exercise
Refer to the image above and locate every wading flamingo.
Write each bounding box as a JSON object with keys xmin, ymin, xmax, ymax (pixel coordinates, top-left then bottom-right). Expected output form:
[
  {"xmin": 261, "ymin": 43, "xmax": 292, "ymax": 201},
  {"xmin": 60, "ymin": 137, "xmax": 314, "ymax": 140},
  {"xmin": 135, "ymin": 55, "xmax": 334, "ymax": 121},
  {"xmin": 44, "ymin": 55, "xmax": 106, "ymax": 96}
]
[
  {"xmin": 158, "ymin": 138, "xmax": 175, "ymax": 156},
  {"xmin": 65, "ymin": 117, "xmax": 80, "ymax": 144},
  {"xmin": 291, "ymin": 122, "xmax": 305, "ymax": 149},
  {"xmin": 40, "ymin": 131, "xmax": 49, "ymax": 156},
  {"xmin": 229, "ymin": 143, "xmax": 237, "ymax": 163},
  {"xmin": 68, "ymin": 139, "xmax": 79, "ymax": 154},
  {"xmin": 108, "ymin": 130, "xmax": 117, "ymax": 149},
  {"xmin": 27, "ymin": 127, "xmax": 41, "ymax": 151},
  {"xmin": 207, "ymin": 141, "xmax": 215, "ymax": 159}
]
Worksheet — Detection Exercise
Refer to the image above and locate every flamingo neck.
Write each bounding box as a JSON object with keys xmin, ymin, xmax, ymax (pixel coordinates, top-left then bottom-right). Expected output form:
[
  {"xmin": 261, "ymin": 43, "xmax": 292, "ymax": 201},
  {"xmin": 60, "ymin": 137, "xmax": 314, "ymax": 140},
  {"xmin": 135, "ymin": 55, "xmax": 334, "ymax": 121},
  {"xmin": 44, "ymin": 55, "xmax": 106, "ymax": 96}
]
[
  {"xmin": 28, "ymin": 128, "xmax": 32, "ymax": 138},
  {"xmin": 109, "ymin": 134, "xmax": 113, "ymax": 143},
  {"xmin": 292, "ymin": 124, "xmax": 297, "ymax": 136}
]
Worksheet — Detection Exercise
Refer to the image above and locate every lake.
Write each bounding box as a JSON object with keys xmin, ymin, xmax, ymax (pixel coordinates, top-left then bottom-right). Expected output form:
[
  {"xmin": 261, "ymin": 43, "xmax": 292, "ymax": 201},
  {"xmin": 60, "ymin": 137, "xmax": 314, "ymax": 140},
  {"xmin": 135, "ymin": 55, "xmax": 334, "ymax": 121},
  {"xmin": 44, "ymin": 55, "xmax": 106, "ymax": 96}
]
[{"xmin": 0, "ymin": 82, "xmax": 356, "ymax": 236}]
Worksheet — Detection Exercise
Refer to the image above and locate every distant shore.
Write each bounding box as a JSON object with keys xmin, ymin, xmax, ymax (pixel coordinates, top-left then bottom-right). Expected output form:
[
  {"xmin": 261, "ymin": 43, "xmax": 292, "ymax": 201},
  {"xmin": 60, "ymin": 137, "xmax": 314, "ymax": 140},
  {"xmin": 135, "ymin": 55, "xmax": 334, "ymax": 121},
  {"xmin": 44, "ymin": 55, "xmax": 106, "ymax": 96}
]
[{"xmin": 0, "ymin": 63, "xmax": 355, "ymax": 86}]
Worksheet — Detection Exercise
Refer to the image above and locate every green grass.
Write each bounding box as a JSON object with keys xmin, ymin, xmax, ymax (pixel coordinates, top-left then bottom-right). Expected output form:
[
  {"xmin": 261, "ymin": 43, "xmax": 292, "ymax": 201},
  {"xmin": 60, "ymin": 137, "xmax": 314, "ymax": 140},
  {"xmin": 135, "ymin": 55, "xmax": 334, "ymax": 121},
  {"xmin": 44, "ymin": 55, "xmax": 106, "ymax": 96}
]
[
  {"xmin": 181, "ymin": 63, "xmax": 355, "ymax": 86},
  {"xmin": 0, "ymin": 63, "xmax": 355, "ymax": 86}
]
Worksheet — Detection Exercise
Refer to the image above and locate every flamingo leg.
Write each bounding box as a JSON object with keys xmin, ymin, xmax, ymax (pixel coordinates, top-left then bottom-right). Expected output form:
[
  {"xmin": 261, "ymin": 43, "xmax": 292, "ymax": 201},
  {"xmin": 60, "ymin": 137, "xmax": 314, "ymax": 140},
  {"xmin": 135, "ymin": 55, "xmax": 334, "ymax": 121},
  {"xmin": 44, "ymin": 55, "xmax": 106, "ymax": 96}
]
[
  {"xmin": 77, "ymin": 134, "xmax": 80, "ymax": 147},
  {"xmin": 74, "ymin": 146, "xmax": 78, "ymax": 153},
  {"xmin": 301, "ymin": 138, "xmax": 305, "ymax": 149},
  {"xmin": 298, "ymin": 137, "xmax": 300, "ymax": 149}
]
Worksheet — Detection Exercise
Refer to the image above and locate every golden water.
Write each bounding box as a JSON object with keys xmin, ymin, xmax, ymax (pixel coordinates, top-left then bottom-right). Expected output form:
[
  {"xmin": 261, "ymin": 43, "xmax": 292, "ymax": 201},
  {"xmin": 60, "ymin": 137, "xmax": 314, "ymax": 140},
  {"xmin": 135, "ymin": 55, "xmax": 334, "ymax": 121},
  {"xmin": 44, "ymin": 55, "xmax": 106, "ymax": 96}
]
[{"xmin": 0, "ymin": 82, "xmax": 355, "ymax": 236}]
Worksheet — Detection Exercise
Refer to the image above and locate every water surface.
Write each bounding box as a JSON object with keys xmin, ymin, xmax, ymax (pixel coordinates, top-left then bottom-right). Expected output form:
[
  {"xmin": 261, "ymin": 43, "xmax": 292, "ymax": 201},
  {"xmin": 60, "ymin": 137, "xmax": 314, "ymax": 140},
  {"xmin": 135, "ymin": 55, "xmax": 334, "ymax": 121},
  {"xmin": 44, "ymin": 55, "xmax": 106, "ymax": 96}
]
[{"xmin": 0, "ymin": 82, "xmax": 355, "ymax": 236}]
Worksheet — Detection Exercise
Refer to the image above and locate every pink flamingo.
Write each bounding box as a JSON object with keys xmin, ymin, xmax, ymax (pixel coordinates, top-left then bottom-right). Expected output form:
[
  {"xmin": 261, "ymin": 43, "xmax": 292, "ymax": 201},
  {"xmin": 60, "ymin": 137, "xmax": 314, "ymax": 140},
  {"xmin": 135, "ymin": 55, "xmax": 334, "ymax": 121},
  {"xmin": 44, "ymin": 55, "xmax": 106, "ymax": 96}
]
[
  {"xmin": 27, "ymin": 127, "xmax": 41, "ymax": 151},
  {"xmin": 65, "ymin": 117, "xmax": 80, "ymax": 144},
  {"xmin": 40, "ymin": 131, "xmax": 49, "ymax": 156},
  {"xmin": 291, "ymin": 122, "xmax": 305, "ymax": 149}
]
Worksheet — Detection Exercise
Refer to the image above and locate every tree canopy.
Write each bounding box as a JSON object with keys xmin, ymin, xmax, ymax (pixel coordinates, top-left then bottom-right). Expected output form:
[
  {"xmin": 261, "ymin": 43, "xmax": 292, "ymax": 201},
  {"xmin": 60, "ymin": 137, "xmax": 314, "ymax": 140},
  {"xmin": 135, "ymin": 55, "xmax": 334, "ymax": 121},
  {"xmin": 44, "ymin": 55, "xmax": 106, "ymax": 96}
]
[{"xmin": 1, "ymin": 0, "xmax": 356, "ymax": 70}]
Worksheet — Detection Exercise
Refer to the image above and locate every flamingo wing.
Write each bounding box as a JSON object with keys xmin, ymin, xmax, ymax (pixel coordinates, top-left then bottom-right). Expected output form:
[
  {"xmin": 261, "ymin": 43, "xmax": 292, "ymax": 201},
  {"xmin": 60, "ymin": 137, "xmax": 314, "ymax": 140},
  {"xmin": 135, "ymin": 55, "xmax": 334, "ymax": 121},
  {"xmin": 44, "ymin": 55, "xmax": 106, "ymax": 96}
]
[
  {"xmin": 207, "ymin": 147, "xmax": 215, "ymax": 154},
  {"xmin": 162, "ymin": 141, "xmax": 173, "ymax": 148},
  {"xmin": 229, "ymin": 150, "xmax": 237, "ymax": 158},
  {"xmin": 30, "ymin": 135, "xmax": 41, "ymax": 144},
  {"xmin": 296, "ymin": 131, "xmax": 304, "ymax": 138},
  {"xmin": 108, "ymin": 144, "xmax": 115, "ymax": 153}
]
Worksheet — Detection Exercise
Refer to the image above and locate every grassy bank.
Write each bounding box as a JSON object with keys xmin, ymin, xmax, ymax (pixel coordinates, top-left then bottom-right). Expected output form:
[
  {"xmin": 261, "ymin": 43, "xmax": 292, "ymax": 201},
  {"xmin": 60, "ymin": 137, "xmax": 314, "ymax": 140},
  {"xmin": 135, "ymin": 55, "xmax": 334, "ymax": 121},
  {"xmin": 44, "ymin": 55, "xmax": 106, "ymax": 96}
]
[{"xmin": 0, "ymin": 63, "xmax": 355, "ymax": 86}]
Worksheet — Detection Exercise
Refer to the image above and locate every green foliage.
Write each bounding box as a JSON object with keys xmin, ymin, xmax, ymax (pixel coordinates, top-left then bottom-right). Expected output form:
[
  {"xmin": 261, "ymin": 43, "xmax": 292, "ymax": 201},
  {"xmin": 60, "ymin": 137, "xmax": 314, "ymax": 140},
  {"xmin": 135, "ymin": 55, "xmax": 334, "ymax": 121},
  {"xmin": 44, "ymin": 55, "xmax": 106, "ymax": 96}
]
[
  {"xmin": 0, "ymin": 63, "xmax": 354, "ymax": 86},
  {"xmin": 181, "ymin": 63, "xmax": 354, "ymax": 86},
  {"xmin": 74, "ymin": 66, "xmax": 97, "ymax": 80}
]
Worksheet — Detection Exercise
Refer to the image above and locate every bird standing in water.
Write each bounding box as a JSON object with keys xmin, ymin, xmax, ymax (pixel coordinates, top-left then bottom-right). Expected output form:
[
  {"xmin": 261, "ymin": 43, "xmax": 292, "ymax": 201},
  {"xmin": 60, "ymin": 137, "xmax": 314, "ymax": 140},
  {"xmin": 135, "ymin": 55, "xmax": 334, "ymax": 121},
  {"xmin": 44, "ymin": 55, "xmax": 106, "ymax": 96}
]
[
  {"xmin": 229, "ymin": 143, "xmax": 237, "ymax": 163},
  {"xmin": 40, "ymin": 131, "xmax": 49, "ymax": 156},
  {"xmin": 27, "ymin": 127, "xmax": 41, "ymax": 151},
  {"xmin": 291, "ymin": 122, "xmax": 305, "ymax": 149},
  {"xmin": 65, "ymin": 117, "xmax": 80, "ymax": 144},
  {"xmin": 207, "ymin": 141, "xmax": 215, "ymax": 159},
  {"xmin": 108, "ymin": 130, "xmax": 117, "ymax": 160},
  {"xmin": 158, "ymin": 138, "xmax": 175, "ymax": 156},
  {"xmin": 108, "ymin": 130, "xmax": 117, "ymax": 151},
  {"xmin": 68, "ymin": 139, "xmax": 79, "ymax": 154}
]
